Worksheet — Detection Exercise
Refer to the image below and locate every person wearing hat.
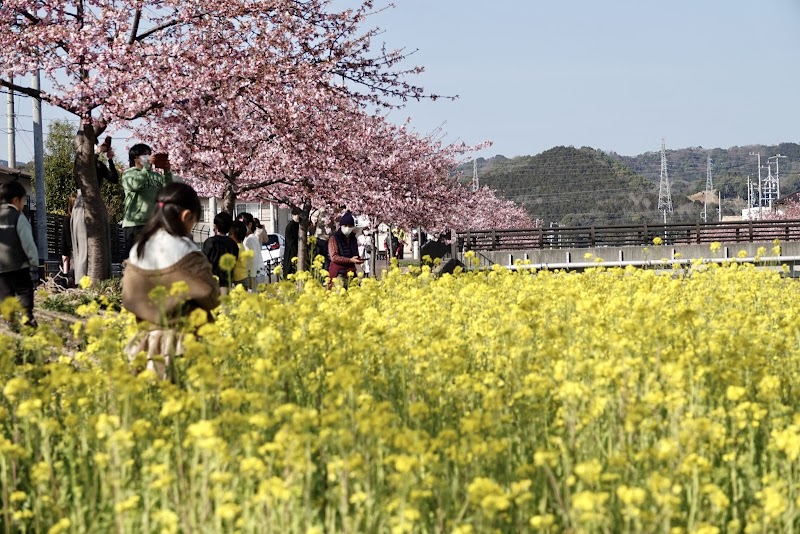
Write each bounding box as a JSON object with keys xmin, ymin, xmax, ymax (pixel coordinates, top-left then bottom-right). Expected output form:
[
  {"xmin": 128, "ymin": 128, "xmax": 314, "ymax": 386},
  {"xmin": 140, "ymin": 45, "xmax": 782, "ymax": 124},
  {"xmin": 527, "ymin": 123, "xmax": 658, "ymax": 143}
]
[{"xmin": 328, "ymin": 211, "xmax": 363, "ymax": 282}]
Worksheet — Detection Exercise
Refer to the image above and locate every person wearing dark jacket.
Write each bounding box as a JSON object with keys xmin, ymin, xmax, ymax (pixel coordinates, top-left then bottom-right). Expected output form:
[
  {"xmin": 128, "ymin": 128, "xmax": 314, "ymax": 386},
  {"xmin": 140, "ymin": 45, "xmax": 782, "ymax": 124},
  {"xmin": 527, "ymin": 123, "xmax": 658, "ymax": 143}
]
[
  {"xmin": 282, "ymin": 208, "xmax": 301, "ymax": 277},
  {"xmin": 202, "ymin": 212, "xmax": 239, "ymax": 289},
  {"xmin": 327, "ymin": 211, "xmax": 363, "ymax": 283},
  {"xmin": 0, "ymin": 181, "xmax": 39, "ymax": 327},
  {"xmin": 313, "ymin": 226, "xmax": 331, "ymax": 271}
]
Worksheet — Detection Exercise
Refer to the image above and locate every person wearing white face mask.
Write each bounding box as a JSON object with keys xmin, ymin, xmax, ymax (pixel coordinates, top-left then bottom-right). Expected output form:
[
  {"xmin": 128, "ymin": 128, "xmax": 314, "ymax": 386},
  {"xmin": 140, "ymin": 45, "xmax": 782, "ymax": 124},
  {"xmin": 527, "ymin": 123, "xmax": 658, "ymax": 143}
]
[
  {"xmin": 328, "ymin": 211, "xmax": 363, "ymax": 283},
  {"xmin": 121, "ymin": 143, "xmax": 173, "ymax": 257}
]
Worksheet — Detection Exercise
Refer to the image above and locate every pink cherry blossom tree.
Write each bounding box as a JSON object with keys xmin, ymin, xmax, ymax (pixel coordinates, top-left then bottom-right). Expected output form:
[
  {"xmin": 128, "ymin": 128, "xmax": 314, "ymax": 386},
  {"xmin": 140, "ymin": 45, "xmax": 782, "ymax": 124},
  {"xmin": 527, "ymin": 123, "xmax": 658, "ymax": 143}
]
[
  {"xmin": 1, "ymin": 0, "xmax": 449, "ymax": 279},
  {"xmin": 454, "ymin": 186, "xmax": 538, "ymax": 231}
]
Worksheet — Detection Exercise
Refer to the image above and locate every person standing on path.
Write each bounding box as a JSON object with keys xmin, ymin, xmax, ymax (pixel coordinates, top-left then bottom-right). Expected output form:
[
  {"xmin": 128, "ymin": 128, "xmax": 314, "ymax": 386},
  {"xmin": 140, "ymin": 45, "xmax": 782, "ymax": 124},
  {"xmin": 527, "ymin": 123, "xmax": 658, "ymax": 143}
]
[
  {"xmin": 236, "ymin": 212, "xmax": 266, "ymax": 288},
  {"xmin": 202, "ymin": 212, "xmax": 239, "ymax": 291},
  {"xmin": 72, "ymin": 140, "xmax": 120, "ymax": 281},
  {"xmin": 328, "ymin": 211, "xmax": 363, "ymax": 284},
  {"xmin": 0, "ymin": 181, "xmax": 39, "ymax": 327},
  {"xmin": 121, "ymin": 144, "xmax": 173, "ymax": 258},
  {"xmin": 282, "ymin": 208, "xmax": 301, "ymax": 278}
]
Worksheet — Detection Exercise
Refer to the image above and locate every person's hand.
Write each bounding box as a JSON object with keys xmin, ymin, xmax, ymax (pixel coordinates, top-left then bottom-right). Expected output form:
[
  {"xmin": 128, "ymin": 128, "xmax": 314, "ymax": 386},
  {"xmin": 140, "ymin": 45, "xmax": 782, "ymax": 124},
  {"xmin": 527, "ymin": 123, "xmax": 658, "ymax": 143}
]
[
  {"xmin": 106, "ymin": 149, "xmax": 115, "ymax": 160},
  {"xmin": 351, "ymin": 256, "xmax": 364, "ymax": 264}
]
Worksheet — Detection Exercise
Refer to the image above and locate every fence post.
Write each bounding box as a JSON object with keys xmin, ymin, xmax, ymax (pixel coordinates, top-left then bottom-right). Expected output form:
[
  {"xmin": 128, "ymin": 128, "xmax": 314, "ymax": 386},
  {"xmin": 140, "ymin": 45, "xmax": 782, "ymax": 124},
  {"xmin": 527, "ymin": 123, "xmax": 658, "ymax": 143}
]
[
  {"xmin": 642, "ymin": 224, "xmax": 648, "ymax": 245},
  {"xmin": 748, "ymin": 221, "xmax": 753, "ymax": 242},
  {"xmin": 538, "ymin": 227, "xmax": 544, "ymax": 249},
  {"xmin": 696, "ymin": 222, "xmax": 701, "ymax": 244},
  {"xmin": 590, "ymin": 227, "xmax": 596, "ymax": 247}
]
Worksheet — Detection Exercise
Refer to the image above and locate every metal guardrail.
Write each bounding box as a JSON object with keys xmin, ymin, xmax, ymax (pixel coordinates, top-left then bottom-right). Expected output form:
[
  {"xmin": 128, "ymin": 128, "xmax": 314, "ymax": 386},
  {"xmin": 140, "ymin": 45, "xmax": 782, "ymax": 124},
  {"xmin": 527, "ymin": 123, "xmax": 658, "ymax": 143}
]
[{"xmin": 457, "ymin": 219, "xmax": 800, "ymax": 251}]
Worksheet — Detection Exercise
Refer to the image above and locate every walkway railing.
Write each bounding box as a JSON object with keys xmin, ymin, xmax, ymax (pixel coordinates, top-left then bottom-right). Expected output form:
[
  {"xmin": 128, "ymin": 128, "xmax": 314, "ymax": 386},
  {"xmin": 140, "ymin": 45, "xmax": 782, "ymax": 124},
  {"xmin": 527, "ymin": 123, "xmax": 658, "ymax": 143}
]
[{"xmin": 457, "ymin": 219, "xmax": 800, "ymax": 251}]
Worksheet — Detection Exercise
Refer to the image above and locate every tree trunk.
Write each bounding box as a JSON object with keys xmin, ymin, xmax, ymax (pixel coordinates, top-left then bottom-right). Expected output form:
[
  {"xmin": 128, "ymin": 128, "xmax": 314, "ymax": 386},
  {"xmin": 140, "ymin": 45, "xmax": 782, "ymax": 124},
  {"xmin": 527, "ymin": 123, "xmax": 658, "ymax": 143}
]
[
  {"xmin": 296, "ymin": 201, "xmax": 312, "ymax": 272},
  {"xmin": 222, "ymin": 182, "xmax": 236, "ymax": 214},
  {"xmin": 74, "ymin": 123, "xmax": 111, "ymax": 281}
]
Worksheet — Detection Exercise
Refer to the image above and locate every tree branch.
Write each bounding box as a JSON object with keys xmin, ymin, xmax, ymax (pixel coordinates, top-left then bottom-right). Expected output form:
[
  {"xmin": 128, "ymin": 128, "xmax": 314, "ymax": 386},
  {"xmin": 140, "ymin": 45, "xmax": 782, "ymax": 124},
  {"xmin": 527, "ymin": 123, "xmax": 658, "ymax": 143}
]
[
  {"xmin": 0, "ymin": 79, "xmax": 43, "ymax": 100},
  {"xmin": 128, "ymin": 9, "xmax": 141, "ymax": 45},
  {"xmin": 239, "ymin": 178, "xmax": 286, "ymax": 194},
  {"xmin": 134, "ymin": 12, "xmax": 209, "ymax": 42}
]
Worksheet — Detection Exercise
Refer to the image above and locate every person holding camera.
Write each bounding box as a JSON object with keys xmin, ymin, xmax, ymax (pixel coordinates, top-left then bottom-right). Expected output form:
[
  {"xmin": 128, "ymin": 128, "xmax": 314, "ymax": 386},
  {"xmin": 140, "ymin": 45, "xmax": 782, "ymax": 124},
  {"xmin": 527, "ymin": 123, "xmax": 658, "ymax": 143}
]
[{"xmin": 121, "ymin": 144, "xmax": 173, "ymax": 257}]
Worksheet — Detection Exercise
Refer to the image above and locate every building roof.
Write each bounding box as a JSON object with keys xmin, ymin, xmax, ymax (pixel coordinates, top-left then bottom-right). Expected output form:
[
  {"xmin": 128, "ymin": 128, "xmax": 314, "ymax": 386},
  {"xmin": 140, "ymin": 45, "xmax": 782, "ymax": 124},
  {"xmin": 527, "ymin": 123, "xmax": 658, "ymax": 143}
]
[
  {"xmin": 0, "ymin": 165, "xmax": 31, "ymax": 181},
  {"xmin": 776, "ymin": 191, "xmax": 800, "ymax": 205}
]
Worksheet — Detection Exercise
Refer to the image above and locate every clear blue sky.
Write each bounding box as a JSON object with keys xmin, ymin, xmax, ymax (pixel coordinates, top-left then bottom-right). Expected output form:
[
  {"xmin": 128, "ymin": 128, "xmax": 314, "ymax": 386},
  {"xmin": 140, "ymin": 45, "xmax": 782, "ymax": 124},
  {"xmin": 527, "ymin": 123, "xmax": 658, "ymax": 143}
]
[
  {"xmin": 370, "ymin": 0, "xmax": 800, "ymax": 158},
  {"xmin": 4, "ymin": 0, "xmax": 800, "ymax": 163}
]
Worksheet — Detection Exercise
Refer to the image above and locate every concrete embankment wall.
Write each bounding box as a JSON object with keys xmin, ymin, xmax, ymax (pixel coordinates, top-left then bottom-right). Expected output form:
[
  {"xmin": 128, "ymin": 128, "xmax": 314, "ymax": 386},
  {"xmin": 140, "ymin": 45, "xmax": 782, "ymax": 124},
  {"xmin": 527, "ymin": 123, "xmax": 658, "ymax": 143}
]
[{"xmin": 477, "ymin": 240, "xmax": 796, "ymax": 267}]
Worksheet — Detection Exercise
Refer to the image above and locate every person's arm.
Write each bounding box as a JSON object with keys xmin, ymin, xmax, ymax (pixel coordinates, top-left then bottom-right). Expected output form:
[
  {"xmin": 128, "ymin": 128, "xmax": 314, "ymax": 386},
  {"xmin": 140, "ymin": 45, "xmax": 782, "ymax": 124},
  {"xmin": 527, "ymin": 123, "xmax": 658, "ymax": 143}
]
[
  {"xmin": 16, "ymin": 214, "xmax": 39, "ymax": 267},
  {"xmin": 328, "ymin": 236, "xmax": 360, "ymax": 265},
  {"xmin": 160, "ymin": 169, "xmax": 173, "ymax": 186},
  {"xmin": 106, "ymin": 157, "xmax": 120, "ymax": 184}
]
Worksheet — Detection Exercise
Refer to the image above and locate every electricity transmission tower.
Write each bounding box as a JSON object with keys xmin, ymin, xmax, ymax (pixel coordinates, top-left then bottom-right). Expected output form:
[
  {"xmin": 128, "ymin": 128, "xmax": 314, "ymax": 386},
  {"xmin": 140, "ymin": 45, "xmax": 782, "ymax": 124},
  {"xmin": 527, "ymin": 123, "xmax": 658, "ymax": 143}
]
[
  {"xmin": 702, "ymin": 154, "xmax": 713, "ymax": 222},
  {"xmin": 768, "ymin": 154, "xmax": 786, "ymax": 206},
  {"xmin": 657, "ymin": 139, "xmax": 673, "ymax": 223},
  {"xmin": 471, "ymin": 159, "xmax": 479, "ymax": 192}
]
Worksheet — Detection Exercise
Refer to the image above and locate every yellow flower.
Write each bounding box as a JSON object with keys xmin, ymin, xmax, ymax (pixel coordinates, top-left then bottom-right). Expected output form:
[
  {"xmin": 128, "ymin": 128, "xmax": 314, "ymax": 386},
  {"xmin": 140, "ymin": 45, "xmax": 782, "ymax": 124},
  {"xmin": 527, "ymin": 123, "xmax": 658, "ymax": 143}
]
[
  {"xmin": 47, "ymin": 518, "xmax": 71, "ymax": 534},
  {"xmin": 188, "ymin": 308, "xmax": 208, "ymax": 328},
  {"xmin": 726, "ymin": 385, "xmax": 747, "ymax": 402},
  {"xmin": 710, "ymin": 241, "xmax": 721, "ymax": 252},
  {"xmin": 219, "ymin": 252, "xmax": 237, "ymax": 272},
  {"xmin": 168, "ymin": 280, "xmax": 190, "ymax": 298},
  {"xmin": 653, "ymin": 237, "xmax": 663, "ymax": 245},
  {"xmin": 0, "ymin": 296, "xmax": 22, "ymax": 320},
  {"xmin": 78, "ymin": 275, "xmax": 92, "ymax": 289}
]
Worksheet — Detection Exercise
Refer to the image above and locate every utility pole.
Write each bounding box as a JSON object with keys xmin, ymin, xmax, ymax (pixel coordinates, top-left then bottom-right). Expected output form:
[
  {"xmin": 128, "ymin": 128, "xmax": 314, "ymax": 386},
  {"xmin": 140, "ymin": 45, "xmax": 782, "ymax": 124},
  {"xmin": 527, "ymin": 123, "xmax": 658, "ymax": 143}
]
[
  {"xmin": 657, "ymin": 138, "xmax": 672, "ymax": 224},
  {"xmin": 747, "ymin": 176, "xmax": 752, "ymax": 216},
  {"xmin": 750, "ymin": 152, "xmax": 762, "ymax": 219},
  {"xmin": 702, "ymin": 153, "xmax": 713, "ymax": 222},
  {"xmin": 32, "ymin": 70, "xmax": 47, "ymax": 260},
  {"xmin": 6, "ymin": 85, "xmax": 15, "ymax": 168}
]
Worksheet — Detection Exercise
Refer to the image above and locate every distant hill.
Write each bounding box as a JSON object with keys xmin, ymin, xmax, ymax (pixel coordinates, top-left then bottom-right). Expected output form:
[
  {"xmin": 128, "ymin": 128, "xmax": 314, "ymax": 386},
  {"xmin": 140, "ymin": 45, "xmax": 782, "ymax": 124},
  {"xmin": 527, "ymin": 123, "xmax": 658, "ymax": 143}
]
[
  {"xmin": 608, "ymin": 143, "xmax": 800, "ymax": 202},
  {"xmin": 461, "ymin": 146, "xmax": 656, "ymax": 226},
  {"xmin": 462, "ymin": 143, "xmax": 800, "ymax": 226}
]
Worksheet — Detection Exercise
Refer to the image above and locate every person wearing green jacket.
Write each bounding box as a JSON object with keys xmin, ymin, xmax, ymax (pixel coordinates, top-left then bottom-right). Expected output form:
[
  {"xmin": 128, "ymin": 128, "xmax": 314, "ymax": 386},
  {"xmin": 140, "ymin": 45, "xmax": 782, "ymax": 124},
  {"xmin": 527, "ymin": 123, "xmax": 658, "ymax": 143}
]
[{"xmin": 122, "ymin": 144, "xmax": 173, "ymax": 257}]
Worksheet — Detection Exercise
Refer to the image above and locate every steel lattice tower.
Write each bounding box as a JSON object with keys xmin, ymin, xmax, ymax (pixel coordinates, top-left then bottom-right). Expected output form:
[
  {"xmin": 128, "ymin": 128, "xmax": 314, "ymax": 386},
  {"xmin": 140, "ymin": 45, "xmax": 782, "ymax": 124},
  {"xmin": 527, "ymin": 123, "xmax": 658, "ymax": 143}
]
[
  {"xmin": 657, "ymin": 139, "xmax": 673, "ymax": 222},
  {"xmin": 702, "ymin": 154, "xmax": 713, "ymax": 222}
]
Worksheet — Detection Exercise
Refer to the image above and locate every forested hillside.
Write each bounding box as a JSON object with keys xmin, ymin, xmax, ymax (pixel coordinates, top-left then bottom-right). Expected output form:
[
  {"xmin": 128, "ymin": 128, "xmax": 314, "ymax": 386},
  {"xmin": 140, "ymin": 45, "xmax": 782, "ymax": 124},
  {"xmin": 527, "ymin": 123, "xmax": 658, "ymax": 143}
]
[
  {"xmin": 463, "ymin": 143, "xmax": 800, "ymax": 227},
  {"xmin": 462, "ymin": 146, "xmax": 659, "ymax": 226}
]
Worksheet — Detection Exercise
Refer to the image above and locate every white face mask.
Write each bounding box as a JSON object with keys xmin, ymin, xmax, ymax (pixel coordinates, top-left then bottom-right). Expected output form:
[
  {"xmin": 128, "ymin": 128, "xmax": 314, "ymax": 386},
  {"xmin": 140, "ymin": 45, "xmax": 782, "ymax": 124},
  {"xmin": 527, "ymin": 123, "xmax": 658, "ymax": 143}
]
[
  {"xmin": 341, "ymin": 226, "xmax": 353, "ymax": 236},
  {"xmin": 139, "ymin": 155, "xmax": 151, "ymax": 169}
]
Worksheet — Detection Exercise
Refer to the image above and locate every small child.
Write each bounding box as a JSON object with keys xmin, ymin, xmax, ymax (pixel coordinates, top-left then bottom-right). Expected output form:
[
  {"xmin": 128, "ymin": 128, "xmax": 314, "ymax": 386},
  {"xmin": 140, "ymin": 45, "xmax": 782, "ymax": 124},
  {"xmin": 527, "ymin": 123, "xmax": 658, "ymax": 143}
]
[
  {"xmin": 229, "ymin": 220, "xmax": 250, "ymax": 289},
  {"xmin": 202, "ymin": 211, "xmax": 239, "ymax": 290},
  {"xmin": 121, "ymin": 182, "xmax": 219, "ymax": 379},
  {"xmin": 0, "ymin": 181, "xmax": 38, "ymax": 327}
]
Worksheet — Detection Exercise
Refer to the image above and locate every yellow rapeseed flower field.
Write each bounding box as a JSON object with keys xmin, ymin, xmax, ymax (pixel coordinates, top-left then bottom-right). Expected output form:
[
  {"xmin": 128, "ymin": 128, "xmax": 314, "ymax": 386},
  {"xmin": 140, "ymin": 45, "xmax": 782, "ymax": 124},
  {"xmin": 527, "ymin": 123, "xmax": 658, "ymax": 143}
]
[{"xmin": 3, "ymin": 260, "xmax": 800, "ymax": 532}]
